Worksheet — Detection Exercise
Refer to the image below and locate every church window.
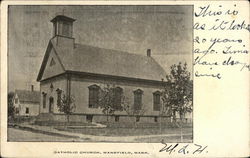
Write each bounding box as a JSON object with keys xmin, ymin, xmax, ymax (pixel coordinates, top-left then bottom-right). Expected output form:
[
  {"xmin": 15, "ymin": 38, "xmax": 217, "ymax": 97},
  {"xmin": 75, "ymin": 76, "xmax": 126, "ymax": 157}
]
[
  {"xmin": 153, "ymin": 91, "xmax": 161, "ymax": 111},
  {"xmin": 113, "ymin": 87, "xmax": 123, "ymax": 110},
  {"xmin": 133, "ymin": 89, "xmax": 143, "ymax": 110},
  {"xmin": 88, "ymin": 85, "xmax": 100, "ymax": 108}
]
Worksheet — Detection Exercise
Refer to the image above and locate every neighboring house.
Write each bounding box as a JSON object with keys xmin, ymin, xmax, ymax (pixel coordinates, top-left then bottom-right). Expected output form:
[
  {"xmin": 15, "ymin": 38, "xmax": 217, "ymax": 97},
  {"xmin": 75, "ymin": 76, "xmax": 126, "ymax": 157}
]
[
  {"xmin": 13, "ymin": 86, "xmax": 40, "ymax": 116},
  {"xmin": 37, "ymin": 15, "xmax": 192, "ymax": 123}
]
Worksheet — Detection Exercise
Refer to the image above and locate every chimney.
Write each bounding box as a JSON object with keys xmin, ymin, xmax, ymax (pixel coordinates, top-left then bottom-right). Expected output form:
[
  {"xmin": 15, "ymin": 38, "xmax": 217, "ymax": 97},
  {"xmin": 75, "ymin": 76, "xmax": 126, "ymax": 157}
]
[
  {"xmin": 31, "ymin": 85, "xmax": 34, "ymax": 92},
  {"xmin": 147, "ymin": 49, "xmax": 151, "ymax": 57}
]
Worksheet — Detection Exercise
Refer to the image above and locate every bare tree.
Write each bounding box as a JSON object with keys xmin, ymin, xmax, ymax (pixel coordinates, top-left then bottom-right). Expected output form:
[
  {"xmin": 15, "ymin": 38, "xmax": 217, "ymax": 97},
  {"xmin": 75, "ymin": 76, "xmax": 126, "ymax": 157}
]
[
  {"xmin": 57, "ymin": 90, "xmax": 76, "ymax": 123},
  {"xmin": 123, "ymin": 103, "xmax": 146, "ymax": 116},
  {"xmin": 98, "ymin": 84, "xmax": 124, "ymax": 122},
  {"xmin": 123, "ymin": 101, "xmax": 147, "ymax": 128}
]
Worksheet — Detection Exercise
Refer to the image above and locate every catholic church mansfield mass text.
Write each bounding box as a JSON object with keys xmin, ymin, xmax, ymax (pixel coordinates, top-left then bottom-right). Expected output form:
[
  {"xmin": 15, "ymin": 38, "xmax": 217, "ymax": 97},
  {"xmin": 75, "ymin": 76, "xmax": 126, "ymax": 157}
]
[{"xmin": 36, "ymin": 15, "xmax": 192, "ymax": 123}]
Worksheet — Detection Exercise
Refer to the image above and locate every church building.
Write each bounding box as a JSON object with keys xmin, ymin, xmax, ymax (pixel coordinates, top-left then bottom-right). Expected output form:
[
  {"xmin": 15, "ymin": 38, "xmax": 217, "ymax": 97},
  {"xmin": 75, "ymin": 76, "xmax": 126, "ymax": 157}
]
[{"xmin": 37, "ymin": 15, "xmax": 174, "ymax": 123}]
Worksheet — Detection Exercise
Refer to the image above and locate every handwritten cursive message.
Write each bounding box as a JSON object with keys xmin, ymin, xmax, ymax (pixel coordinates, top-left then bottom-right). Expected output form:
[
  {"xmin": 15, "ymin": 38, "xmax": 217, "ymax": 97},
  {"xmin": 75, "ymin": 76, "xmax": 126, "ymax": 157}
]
[
  {"xmin": 159, "ymin": 141, "xmax": 208, "ymax": 155},
  {"xmin": 194, "ymin": 4, "xmax": 249, "ymax": 79}
]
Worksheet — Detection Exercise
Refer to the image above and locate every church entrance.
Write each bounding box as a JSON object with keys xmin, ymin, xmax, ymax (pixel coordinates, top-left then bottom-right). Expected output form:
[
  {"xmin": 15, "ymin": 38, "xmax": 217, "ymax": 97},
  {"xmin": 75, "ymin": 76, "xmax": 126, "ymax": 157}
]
[{"xmin": 49, "ymin": 97, "xmax": 54, "ymax": 113}]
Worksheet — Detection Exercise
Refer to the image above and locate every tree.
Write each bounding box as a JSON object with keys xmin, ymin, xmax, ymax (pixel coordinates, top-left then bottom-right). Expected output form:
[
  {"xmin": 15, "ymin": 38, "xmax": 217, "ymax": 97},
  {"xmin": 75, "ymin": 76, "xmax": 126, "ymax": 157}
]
[
  {"xmin": 98, "ymin": 84, "xmax": 125, "ymax": 122},
  {"xmin": 123, "ymin": 102, "xmax": 147, "ymax": 128},
  {"xmin": 161, "ymin": 62, "xmax": 193, "ymax": 141},
  {"xmin": 8, "ymin": 92, "xmax": 15, "ymax": 119},
  {"xmin": 161, "ymin": 62, "xmax": 193, "ymax": 121},
  {"xmin": 123, "ymin": 103, "xmax": 146, "ymax": 116},
  {"xmin": 57, "ymin": 90, "xmax": 76, "ymax": 123}
]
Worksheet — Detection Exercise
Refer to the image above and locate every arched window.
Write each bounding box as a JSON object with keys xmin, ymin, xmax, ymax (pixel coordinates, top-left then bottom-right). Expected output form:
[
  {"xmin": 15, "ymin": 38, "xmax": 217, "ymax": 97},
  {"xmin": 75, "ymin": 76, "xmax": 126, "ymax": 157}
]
[
  {"xmin": 133, "ymin": 89, "xmax": 143, "ymax": 110},
  {"xmin": 153, "ymin": 91, "xmax": 161, "ymax": 111},
  {"xmin": 88, "ymin": 85, "xmax": 100, "ymax": 108}
]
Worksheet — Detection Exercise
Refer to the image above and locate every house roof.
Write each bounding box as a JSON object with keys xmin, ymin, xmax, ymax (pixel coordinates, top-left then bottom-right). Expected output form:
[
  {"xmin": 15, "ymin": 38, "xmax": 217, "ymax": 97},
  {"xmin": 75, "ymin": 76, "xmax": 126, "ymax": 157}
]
[
  {"xmin": 37, "ymin": 36, "xmax": 167, "ymax": 82},
  {"xmin": 15, "ymin": 90, "xmax": 40, "ymax": 103}
]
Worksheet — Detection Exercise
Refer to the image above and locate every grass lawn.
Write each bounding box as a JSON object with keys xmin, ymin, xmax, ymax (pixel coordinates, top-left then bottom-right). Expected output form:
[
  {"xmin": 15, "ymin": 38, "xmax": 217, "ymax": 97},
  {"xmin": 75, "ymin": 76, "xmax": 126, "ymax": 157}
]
[{"xmin": 55, "ymin": 126, "xmax": 193, "ymax": 137}]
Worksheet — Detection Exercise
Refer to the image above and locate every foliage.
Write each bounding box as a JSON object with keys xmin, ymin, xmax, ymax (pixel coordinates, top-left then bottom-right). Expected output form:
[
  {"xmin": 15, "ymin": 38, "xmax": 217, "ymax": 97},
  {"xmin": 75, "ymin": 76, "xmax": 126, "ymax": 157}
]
[
  {"xmin": 99, "ymin": 84, "xmax": 147, "ymax": 121},
  {"xmin": 98, "ymin": 84, "xmax": 125, "ymax": 121},
  {"xmin": 8, "ymin": 92, "xmax": 15, "ymax": 118},
  {"xmin": 161, "ymin": 62, "xmax": 193, "ymax": 121},
  {"xmin": 57, "ymin": 91, "xmax": 76, "ymax": 122}
]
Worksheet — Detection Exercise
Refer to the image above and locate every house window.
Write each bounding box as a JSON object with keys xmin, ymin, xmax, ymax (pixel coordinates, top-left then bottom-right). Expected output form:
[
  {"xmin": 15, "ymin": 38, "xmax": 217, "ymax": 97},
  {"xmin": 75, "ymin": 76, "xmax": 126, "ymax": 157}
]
[
  {"xmin": 153, "ymin": 91, "xmax": 161, "ymax": 111},
  {"xmin": 15, "ymin": 98, "xmax": 18, "ymax": 104},
  {"xmin": 25, "ymin": 107, "xmax": 29, "ymax": 114},
  {"xmin": 57, "ymin": 89, "xmax": 62, "ymax": 107},
  {"xmin": 42, "ymin": 93, "xmax": 47, "ymax": 108},
  {"xmin": 136, "ymin": 116, "xmax": 140, "ymax": 122},
  {"xmin": 88, "ymin": 85, "xmax": 100, "ymax": 108},
  {"xmin": 154, "ymin": 116, "xmax": 158, "ymax": 122},
  {"xmin": 133, "ymin": 89, "xmax": 143, "ymax": 110},
  {"xmin": 113, "ymin": 87, "xmax": 123, "ymax": 110},
  {"xmin": 115, "ymin": 116, "xmax": 119, "ymax": 122}
]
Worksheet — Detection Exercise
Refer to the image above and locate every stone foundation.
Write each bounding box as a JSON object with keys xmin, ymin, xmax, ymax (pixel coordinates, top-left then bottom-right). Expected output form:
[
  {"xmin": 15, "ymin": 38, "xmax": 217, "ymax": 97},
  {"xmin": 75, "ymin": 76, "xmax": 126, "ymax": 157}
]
[{"xmin": 36, "ymin": 113, "xmax": 192, "ymax": 125}]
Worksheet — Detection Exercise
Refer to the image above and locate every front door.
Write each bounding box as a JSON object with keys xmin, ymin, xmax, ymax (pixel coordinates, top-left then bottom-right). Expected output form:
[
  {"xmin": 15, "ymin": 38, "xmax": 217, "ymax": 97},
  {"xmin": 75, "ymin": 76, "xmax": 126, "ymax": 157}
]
[{"xmin": 49, "ymin": 97, "xmax": 54, "ymax": 113}]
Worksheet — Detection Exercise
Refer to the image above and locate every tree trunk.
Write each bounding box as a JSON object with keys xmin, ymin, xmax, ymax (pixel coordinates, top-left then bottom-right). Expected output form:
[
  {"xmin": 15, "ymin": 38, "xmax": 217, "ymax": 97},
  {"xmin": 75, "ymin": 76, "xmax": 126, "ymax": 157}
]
[
  {"xmin": 179, "ymin": 111, "xmax": 184, "ymax": 122},
  {"xmin": 173, "ymin": 110, "xmax": 176, "ymax": 122},
  {"xmin": 179, "ymin": 111, "xmax": 184, "ymax": 142}
]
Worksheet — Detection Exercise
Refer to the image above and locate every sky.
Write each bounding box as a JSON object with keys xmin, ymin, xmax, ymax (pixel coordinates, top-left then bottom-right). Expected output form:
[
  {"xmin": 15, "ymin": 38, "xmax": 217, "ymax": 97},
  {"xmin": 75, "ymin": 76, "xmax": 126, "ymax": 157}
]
[{"xmin": 8, "ymin": 5, "xmax": 193, "ymax": 92}]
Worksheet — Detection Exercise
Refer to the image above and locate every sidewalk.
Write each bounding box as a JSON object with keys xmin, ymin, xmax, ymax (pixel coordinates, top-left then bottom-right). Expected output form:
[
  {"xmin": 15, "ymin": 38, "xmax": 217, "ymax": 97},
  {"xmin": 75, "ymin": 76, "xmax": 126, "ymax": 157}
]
[{"xmin": 12, "ymin": 123, "xmax": 192, "ymax": 142}]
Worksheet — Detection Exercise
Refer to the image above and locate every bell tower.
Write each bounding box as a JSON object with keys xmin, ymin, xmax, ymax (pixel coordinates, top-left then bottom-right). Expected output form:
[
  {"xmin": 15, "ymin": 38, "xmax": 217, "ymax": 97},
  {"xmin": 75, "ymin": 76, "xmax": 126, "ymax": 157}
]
[{"xmin": 50, "ymin": 15, "xmax": 75, "ymax": 38}]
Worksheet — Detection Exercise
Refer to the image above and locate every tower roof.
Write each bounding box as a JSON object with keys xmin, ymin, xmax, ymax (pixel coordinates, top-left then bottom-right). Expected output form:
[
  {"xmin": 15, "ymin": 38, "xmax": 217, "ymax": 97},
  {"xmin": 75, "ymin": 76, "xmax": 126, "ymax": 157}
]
[{"xmin": 50, "ymin": 15, "xmax": 76, "ymax": 23}]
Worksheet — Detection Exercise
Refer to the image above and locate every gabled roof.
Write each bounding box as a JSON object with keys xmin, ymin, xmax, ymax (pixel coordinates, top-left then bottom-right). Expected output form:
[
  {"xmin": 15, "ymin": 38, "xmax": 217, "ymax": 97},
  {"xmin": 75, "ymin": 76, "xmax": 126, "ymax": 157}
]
[
  {"xmin": 37, "ymin": 36, "xmax": 167, "ymax": 82},
  {"xmin": 15, "ymin": 90, "xmax": 40, "ymax": 104}
]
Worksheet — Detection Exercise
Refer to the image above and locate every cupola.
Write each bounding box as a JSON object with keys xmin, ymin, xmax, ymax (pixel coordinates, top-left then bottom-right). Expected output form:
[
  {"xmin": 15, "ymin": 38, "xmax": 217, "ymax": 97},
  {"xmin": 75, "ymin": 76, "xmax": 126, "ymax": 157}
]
[{"xmin": 50, "ymin": 15, "xmax": 75, "ymax": 38}]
